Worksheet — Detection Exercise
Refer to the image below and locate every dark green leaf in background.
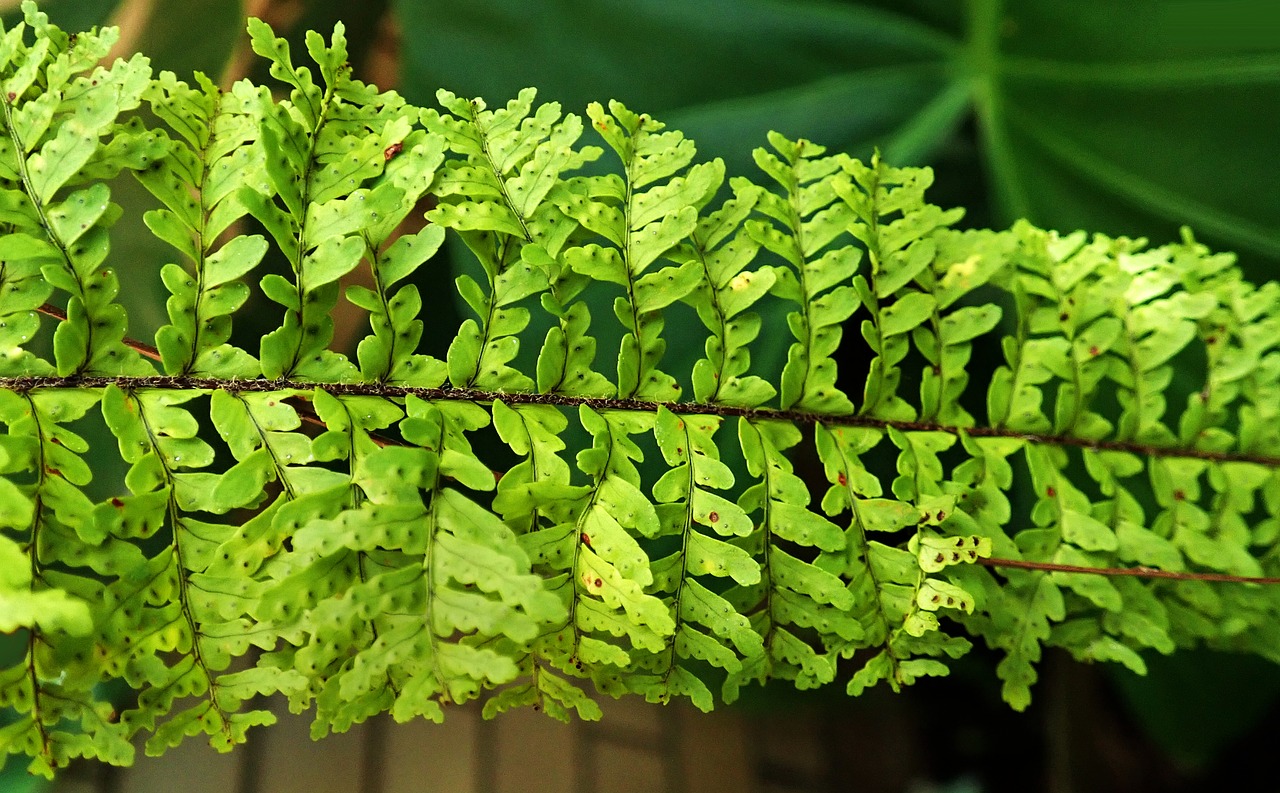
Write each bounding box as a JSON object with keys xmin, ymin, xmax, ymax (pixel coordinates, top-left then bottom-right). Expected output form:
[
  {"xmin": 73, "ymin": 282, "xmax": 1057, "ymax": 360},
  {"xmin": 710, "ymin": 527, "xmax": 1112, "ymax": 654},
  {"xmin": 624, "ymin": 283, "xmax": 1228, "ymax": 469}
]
[{"xmin": 396, "ymin": 0, "xmax": 1280, "ymax": 276}]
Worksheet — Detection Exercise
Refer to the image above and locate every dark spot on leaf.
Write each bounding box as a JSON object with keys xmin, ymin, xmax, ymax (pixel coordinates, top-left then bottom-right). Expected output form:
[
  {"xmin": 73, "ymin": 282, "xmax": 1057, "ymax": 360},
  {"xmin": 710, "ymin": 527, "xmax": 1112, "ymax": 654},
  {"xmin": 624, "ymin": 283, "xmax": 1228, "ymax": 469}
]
[
  {"xmin": 837, "ymin": 472, "xmax": 847, "ymax": 486},
  {"xmin": 1174, "ymin": 489, "xmax": 1185, "ymax": 501},
  {"xmin": 1046, "ymin": 486, "xmax": 1056, "ymax": 498},
  {"xmin": 934, "ymin": 553, "xmax": 945, "ymax": 564},
  {"xmin": 708, "ymin": 511, "xmax": 719, "ymax": 523},
  {"xmin": 111, "ymin": 497, "xmax": 124, "ymax": 507}
]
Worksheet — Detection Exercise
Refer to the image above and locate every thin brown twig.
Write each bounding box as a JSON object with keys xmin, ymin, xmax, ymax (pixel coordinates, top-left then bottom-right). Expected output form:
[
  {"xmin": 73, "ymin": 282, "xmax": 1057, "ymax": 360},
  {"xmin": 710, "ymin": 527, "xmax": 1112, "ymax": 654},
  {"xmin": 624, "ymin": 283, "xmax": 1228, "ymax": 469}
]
[
  {"xmin": 39, "ymin": 303, "xmax": 162, "ymax": 360},
  {"xmin": 979, "ymin": 556, "xmax": 1280, "ymax": 585}
]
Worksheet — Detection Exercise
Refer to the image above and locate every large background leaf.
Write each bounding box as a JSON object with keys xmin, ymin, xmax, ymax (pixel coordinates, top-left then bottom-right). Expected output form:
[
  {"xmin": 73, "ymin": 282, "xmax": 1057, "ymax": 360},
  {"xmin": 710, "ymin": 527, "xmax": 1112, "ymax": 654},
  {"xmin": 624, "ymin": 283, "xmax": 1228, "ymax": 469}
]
[{"xmin": 397, "ymin": 0, "xmax": 1280, "ymax": 275}]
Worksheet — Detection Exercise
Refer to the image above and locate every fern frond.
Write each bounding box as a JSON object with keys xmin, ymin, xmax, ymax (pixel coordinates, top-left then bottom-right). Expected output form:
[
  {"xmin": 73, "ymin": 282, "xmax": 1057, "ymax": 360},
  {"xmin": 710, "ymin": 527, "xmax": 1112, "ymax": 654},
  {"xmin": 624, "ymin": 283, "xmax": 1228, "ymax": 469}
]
[{"xmin": 6, "ymin": 8, "xmax": 1280, "ymax": 772}]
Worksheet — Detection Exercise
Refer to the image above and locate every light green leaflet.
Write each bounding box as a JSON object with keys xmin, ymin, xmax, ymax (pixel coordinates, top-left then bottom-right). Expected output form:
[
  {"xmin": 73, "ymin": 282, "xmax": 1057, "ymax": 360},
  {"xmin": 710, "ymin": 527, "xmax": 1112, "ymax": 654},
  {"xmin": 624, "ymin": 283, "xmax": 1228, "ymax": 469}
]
[{"xmin": 3, "ymin": 2, "xmax": 1280, "ymax": 777}]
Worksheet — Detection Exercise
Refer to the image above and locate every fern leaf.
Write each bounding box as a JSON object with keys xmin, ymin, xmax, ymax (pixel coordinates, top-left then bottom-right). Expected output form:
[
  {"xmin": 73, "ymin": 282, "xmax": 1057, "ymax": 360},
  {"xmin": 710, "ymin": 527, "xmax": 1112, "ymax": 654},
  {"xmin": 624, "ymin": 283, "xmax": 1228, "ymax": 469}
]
[
  {"xmin": 425, "ymin": 89, "xmax": 598, "ymax": 393},
  {"xmin": 725, "ymin": 419, "xmax": 852, "ymax": 698},
  {"xmin": 607, "ymin": 407, "xmax": 763, "ymax": 709},
  {"xmin": 140, "ymin": 72, "xmax": 266, "ymax": 377},
  {"xmin": 242, "ymin": 20, "xmax": 409, "ymax": 382},
  {"xmin": 0, "ymin": 9, "xmax": 156, "ymax": 377},
  {"xmin": 0, "ymin": 386, "xmax": 131, "ymax": 777},
  {"xmin": 558, "ymin": 102, "xmax": 717, "ymax": 400},
  {"xmin": 350, "ymin": 127, "xmax": 448, "ymax": 386}
]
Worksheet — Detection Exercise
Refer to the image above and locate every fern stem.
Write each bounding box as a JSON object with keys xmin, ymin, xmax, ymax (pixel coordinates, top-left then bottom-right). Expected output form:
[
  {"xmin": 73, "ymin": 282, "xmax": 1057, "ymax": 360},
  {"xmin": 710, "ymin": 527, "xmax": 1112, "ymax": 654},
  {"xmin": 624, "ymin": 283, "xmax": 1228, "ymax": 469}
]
[
  {"xmin": 7, "ymin": 374, "xmax": 1277, "ymax": 469},
  {"xmin": 20, "ymin": 393, "xmax": 54, "ymax": 765}
]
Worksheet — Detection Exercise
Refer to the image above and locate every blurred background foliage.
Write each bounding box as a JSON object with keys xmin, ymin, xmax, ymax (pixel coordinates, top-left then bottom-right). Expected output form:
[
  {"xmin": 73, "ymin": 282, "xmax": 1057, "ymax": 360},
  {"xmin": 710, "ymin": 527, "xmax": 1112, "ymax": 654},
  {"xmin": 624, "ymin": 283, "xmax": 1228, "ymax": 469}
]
[{"xmin": 2, "ymin": 0, "xmax": 1279, "ymax": 790}]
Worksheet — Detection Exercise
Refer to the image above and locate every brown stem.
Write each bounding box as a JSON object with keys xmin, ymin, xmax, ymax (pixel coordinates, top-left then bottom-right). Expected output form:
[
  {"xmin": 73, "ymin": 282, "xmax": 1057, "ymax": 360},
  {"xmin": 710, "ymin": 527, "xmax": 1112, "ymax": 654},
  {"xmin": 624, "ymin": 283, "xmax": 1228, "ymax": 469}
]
[
  {"xmin": 13, "ymin": 324, "xmax": 1280, "ymax": 587},
  {"xmin": 979, "ymin": 556, "xmax": 1280, "ymax": 585},
  {"xmin": 34, "ymin": 305, "xmax": 399, "ymax": 447}
]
